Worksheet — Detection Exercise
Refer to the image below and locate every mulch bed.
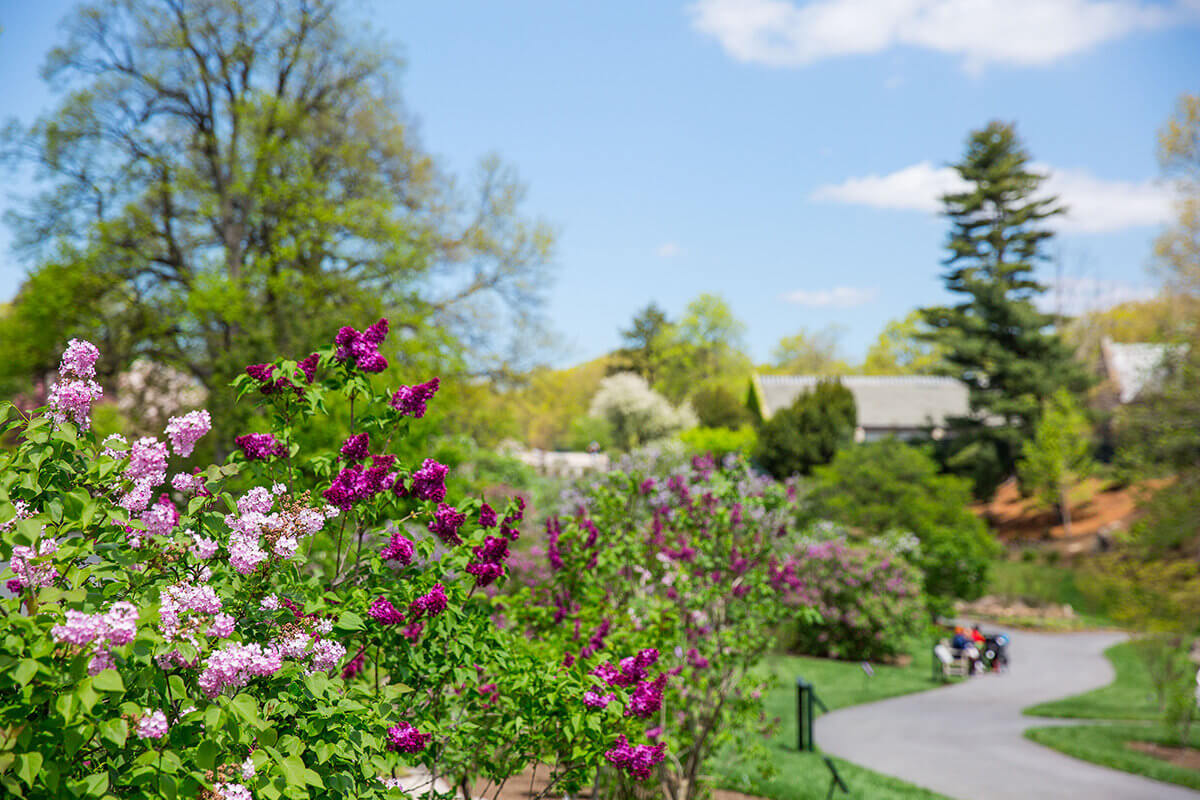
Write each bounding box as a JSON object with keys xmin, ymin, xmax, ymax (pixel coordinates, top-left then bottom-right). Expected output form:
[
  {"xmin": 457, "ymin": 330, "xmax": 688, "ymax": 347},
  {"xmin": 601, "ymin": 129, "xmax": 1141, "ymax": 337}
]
[
  {"xmin": 1126, "ymin": 740, "xmax": 1200, "ymax": 771},
  {"xmin": 473, "ymin": 765, "xmax": 765, "ymax": 800}
]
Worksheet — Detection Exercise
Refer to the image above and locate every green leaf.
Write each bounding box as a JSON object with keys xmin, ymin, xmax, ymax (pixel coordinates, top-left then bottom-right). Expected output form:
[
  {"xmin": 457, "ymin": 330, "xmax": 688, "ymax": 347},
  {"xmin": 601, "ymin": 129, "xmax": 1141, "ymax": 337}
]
[
  {"xmin": 196, "ymin": 739, "xmax": 219, "ymax": 770},
  {"xmin": 14, "ymin": 752, "xmax": 42, "ymax": 787},
  {"xmin": 168, "ymin": 674, "xmax": 188, "ymax": 701},
  {"xmin": 99, "ymin": 718, "xmax": 127, "ymax": 748},
  {"xmin": 229, "ymin": 693, "xmax": 263, "ymax": 727},
  {"xmin": 12, "ymin": 659, "xmax": 37, "ymax": 686},
  {"xmin": 280, "ymin": 756, "xmax": 307, "ymax": 786},
  {"xmin": 334, "ymin": 612, "xmax": 363, "ymax": 632},
  {"xmin": 92, "ymin": 669, "xmax": 125, "ymax": 693}
]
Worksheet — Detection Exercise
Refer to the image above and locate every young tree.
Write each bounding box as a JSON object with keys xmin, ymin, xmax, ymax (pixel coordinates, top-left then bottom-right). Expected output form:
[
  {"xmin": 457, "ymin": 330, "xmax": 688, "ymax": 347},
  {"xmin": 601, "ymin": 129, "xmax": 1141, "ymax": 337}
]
[
  {"xmin": 657, "ymin": 294, "xmax": 752, "ymax": 401},
  {"xmin": 753, "ymin": 379, "xmax": 855, "ymax": 478},
  {"xmin": 0, "ymin": 0, "xmax": 553, "ymax": 448},
  {"xmin": 609, "ymin": 302, "xmax": 673, "ymax": 384},
  {"xmin": 861, "ymin": 311, "xmax": 947, "ymax": 375},
  {"xmin": 1018, "ymin": 390, "xmax": 1093, "ymax": 536},
  {"xmin": 1154, "ymin": 92, "xmax": 1200, "ymax": 313},
  {"xmin": 920, "ymin": 122, "xmax": 1090, "ymax": 495},
  {"xmin": 766, "ymin": 325, "xmax": 849, "ymax": 375}
]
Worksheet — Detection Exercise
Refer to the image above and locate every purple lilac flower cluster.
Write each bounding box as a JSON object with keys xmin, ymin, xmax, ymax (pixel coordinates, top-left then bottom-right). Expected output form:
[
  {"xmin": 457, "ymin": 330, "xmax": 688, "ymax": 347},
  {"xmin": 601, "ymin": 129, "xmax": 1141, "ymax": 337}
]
[
  {"xmin": 47, "ymin": 339, "xmax": 103, "ymax": 431},
  {"xmin": 339, "ymin": 433, "xmax": 370, "ymax": 462},
  {"xmin": 404, "ymin": 458, "xmax": 448, "ymax": 502},
  {"xmin": 603, "ymin": 734, "xmax": 667, "ymax": 781},
  {"xmin": 235, "ymin": 433, "xmax": 288, "ymax": 461},
  {"xmin": 334, "ymin": 319, "xmax": 389, "ymax": 373},
  {"xmin": 427, "ymin": 503, "xmax": 465, "ymax": 546},
  {"xmin": 385, "ymin": 722, "xmax": 431, "ymax": 753},
  {"xmin": 389, "ymin": 377, "xmax": 439, "ymax": 418},
  {"xmin": 589, "ymin": 649, "xmax": 668, "ymax": 719},
  {"xmin": 323, "ymin": 455, "xmax": 397, "ymax": 511},
  {"xmin": 380, "ymin": 531, "xmax": 415, "ymax": 565},
  {"xmin": 465, "ymin": 535, "xmax": 509, "ymax": 587}
]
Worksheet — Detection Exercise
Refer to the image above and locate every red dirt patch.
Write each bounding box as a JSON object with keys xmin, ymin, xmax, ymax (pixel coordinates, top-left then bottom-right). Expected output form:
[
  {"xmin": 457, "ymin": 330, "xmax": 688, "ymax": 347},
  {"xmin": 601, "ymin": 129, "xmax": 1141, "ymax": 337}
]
[
  {"xmin": 475, "ymin": 766, "xmax": 767, "ymax": 800},
  {"xmin": 973, "ymin": 477, "xmax": 1169, "ymax": 549},
  {"xmin": 1127, "ymin": 740, "xmax": 1200, "ymax": 771}
]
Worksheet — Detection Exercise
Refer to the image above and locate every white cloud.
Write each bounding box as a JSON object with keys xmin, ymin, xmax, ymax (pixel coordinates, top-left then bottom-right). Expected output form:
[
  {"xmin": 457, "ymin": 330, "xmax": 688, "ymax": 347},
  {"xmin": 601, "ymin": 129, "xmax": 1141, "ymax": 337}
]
[
  {"xmin": 810, "ymin": 161, "xmax": 1176, "ymax": 233},
  {"xmin": 1038, "ymin": 276, "xmax": 1158, "ymax": 315},
  {"xmin": 782, "ymin": 286, "xmax": 879, "ymax": 307},
  {"xmin": 656, "ymin": 242, "xmax": 683, "ymax": 258},
  {"xmin": 688, "ymin": 0, "xmax": 1192, "ymax": 71}
]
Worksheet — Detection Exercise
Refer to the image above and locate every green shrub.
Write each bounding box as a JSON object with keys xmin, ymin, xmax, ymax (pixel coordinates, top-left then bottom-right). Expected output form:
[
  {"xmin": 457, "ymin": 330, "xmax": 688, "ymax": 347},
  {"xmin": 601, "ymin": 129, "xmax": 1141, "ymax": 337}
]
[
  {"xmin": 678, "ymin": 425, "xmax": 757, "ymax": 459},
  {"xmin": 808, "ymin": 438, "xmax": 999, "ymax": 604},
  {"xmin": 753, "ymin": 379, "xmax": 855, "ymax": 478}
]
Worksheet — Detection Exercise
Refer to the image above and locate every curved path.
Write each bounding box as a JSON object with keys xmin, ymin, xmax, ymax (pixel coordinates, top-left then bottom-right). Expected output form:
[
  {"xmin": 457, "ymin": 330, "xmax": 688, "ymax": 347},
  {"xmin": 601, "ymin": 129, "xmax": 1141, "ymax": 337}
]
[{"xmin": 815, "ymin": 628, "xmax": 1200, "ymax": 800}]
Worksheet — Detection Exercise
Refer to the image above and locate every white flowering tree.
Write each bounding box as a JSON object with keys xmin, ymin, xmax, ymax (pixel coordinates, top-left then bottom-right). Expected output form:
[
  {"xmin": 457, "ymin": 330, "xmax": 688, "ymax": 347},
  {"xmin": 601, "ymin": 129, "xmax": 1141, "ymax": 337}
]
[{"xmin": 588, "ymin": 373, "xmax": 696, "ymax": 451}]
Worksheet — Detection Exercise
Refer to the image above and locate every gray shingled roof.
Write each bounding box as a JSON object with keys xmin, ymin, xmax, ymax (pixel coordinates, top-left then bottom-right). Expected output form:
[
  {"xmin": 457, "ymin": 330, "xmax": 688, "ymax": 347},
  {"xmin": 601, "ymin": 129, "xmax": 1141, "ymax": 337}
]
[
  {"xmin": 1100, "ymin": 338, "xmax": 1182, "ymax": 404},
  {"xmin": 755, "ymin": 374, "xmax": 970, "ymax": 430}
]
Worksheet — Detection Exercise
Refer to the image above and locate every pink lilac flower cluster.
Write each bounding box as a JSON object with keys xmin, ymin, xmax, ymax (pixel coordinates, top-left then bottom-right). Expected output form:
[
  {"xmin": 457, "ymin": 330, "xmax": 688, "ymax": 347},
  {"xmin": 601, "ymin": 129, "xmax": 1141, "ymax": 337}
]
[
  {"xmin": 158, "ymin": 582, "xmax": 233, "ymax": 644},
  {"xmin": 47, "ymin": 339, "xmax": 103, "ymax": 431},
  {"xmin": 427, "ymin": 503, "xmax": 465, "ymax": 546},
  {"xmin": 334, "ymin": 319, "xmax": 389, "ymax": 373},
  {"xmin": 118, "ymin": 436, "xmax": 170, "ymax": 516},
  {"xmin": 6, "ymin": 532, "xmax": 57, "ymax": 594},
  {"xmin": 214, "ymin": 782, "xmax": 253, "ymax": 800},
  {"xmin": 625, "ymin": 674, "xmax": 668, "ymax": 718},
  {"xmin": 197, "ymin": 641, "xmax": 283, "ymax": 698},
  {"xmin": 380, "ymin": 532, "xmax": 415, "ymax": 565},
  {"xmin": 191, "ymin": 532, "xmax": 220, "ymax": 560},
  {"xmin": 234, "ymin": 433, "xmax": 288, "ymax": 461},
  {"xmin": 131, "ymin": 493, "xmax": 179, "ymax": 547},
  {"xmin": 389, "ymin": 377, "xmax": 439, "ymax": 418},
  {"xmin": 323, "ymin": 455, "xmax": 398, "ymax": 511},
  {"xmin": 603, "ymin": 735, "xmax": 667, "ymax": 781},
  {"xmin": 385, "ymin": 722, "xmax": 431, "ymax": 753},
  {"xmin": 164, "ymin": 409, "xmax": 212, "ymax": 457},
  {"xmin": 465, "ymin": 535, "xmax": 509, "ymax": 588},
  {"xmin": 404, "ymin": 458, "xmax": 449, "ymax": 502},
  {"xmin": 224, "ymin": 485, "xmax": 330, "ymax": 574},
  {"xmin": 50, "ymin": 601, "xmax": 138, "ymax": 675},
  {"xmin": 172, "ymin": 469, "xmax": 207, "ymax": 495},
  {"xmin": 590, "ymin": 649, "xmax": 667, "ymax": 718},
  {"xmin": 135, "ymin": 709, "xmax": 170, "ymax": 739}
]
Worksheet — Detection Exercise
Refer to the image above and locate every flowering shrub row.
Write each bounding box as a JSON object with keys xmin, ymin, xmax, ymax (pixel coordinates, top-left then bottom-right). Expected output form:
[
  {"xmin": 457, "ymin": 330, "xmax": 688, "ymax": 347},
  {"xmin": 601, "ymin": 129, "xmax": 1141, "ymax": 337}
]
[
  {"xmin": 503, "ymin": 451, "xmax": 802, "ymax": 800},
  {"xmin": 0, "ymin": 327, "xmax": 637, "ymax": 800}
]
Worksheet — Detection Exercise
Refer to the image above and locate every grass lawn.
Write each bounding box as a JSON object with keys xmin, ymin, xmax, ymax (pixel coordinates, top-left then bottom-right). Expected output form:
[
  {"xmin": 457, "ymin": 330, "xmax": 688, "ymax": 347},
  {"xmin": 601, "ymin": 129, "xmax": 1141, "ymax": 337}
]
[
  {"xmin": 1025, "ymin": 724, "xmax": 1200, "ymax": 792},
  {"xmin": 1024, "ymin": 642, "xmax": 1160, "ymax": 720},
  {"xmin": 712, "ymin": 644, "xmax": 954, "ymax": 800}
]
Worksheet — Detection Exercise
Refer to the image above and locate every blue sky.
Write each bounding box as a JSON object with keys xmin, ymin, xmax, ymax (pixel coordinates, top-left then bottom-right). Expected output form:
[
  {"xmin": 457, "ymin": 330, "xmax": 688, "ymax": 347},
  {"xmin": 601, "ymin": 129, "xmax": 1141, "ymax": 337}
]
[{"xmin": 2, "ymin": 1, "xmax": 1198, "ymax": 365}]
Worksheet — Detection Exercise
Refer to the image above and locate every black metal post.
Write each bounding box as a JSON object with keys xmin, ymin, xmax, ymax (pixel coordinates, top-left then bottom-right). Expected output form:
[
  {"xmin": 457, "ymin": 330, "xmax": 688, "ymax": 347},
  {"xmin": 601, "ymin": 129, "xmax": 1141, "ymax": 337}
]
[{"xmin": 796, "ymin": 677, "xmax": 813, "ymax": 752}]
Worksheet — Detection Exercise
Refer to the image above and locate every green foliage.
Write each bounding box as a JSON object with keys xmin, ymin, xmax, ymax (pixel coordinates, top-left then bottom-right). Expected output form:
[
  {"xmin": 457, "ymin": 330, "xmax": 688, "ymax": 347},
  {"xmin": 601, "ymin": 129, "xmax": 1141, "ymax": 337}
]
[
  {"xmin": 1018, "ymin": 390, "xmax": 1093, "ymax": 534},
  {"xmin": 678, "ymin": 426, "xmax": 757, "ymax": 460},
  {"xmin": 656, "ymin": 294, "xmax": 753, "ymax": 402},
  {"xmin": 689, "ymin": 382, "xmax": 754, "ymax": 429},
  {"xmin": 920, "ymin": 121, "xmax": 1091, "ymax": 496},
  {"xmin": 808, "ymin": 439, "xmax": 999, "ymax": 604},
  {"xmin": 608, "ymin": 303, "xmax": 673, "ymax": 385},
  {"xmin": 754, "ymin": 379, "xmax": 855, "ymax": 478}
]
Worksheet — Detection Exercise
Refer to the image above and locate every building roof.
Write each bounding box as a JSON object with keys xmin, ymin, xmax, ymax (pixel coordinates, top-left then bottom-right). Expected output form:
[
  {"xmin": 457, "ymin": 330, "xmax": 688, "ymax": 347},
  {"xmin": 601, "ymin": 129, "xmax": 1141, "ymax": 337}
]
[
  {"xmin": 1099, "ymin": 338, "xmax": 1182, "ymax": 404},
  {"xmin": 754, "ymin": 374, "xmax": 971, "ymax": 430}
]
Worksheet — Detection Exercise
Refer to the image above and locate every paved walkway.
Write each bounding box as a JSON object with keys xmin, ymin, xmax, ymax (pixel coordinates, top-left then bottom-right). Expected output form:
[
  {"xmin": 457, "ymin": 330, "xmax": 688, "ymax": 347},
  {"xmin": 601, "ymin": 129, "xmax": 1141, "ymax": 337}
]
[{"xmin": 815, "ymin": 628, "xmax": 1200, "ymax": 800}]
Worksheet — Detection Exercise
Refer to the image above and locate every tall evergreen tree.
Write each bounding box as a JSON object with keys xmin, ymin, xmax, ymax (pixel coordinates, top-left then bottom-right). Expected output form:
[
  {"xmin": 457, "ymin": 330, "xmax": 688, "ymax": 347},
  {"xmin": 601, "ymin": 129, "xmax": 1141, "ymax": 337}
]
[
  {"xmin": 921, "ymin": 122, "xmax": 1089, "ymax": 495},
  {"xmin": 610, "ymin": 302, "xmax": 672, "ymax": 384}
]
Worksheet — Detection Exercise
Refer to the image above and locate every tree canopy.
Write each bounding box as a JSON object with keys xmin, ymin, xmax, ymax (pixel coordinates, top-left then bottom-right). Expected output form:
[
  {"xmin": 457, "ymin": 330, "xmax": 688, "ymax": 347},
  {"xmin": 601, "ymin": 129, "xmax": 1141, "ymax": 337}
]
[{"xmin": 1, "ymin": 0, "xmax": 553, "ymax": 448}]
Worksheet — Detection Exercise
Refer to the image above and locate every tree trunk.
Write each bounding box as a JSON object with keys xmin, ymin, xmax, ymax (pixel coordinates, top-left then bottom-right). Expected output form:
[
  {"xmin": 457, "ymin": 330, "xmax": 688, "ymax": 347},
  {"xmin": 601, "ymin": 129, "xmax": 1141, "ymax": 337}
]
[{"xmin": 1057, "ymin": 484, "xmax": 1072, "ymax": 537}]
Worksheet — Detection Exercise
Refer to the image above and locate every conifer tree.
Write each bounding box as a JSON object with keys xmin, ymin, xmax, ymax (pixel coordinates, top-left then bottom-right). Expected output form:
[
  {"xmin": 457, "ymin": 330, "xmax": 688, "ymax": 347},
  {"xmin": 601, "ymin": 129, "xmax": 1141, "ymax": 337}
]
[{"xmin": 922, "ymin": 122, "xmax": 1090, "ymax": 494}]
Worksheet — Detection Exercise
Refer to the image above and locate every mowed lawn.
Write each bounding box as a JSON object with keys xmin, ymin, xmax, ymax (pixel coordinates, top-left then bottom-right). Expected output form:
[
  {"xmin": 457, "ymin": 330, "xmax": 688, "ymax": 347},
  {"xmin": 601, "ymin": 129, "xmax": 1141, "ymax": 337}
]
[
  {"xmin": 1023, "ymin": 640, "xmax": 1200, "ymax": 792},
  {"xmin": 713, "ymin": 644, "xmax": 954, "ymax": 800}
]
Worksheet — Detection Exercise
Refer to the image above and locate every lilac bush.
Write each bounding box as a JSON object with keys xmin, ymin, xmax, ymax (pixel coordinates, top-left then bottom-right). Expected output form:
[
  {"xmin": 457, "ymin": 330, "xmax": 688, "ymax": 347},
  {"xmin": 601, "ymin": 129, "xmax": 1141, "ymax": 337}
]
[
  {"xmin": 0, "ymin": 327, "xmax": 633, "ymax": 800},
  {"xmin": 780, "ymin": 540, "xmax": 925, "ymax": 662},
  {"xmin": 503, "ymin": 452, "xmax": 803, "ymax": 800}
]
